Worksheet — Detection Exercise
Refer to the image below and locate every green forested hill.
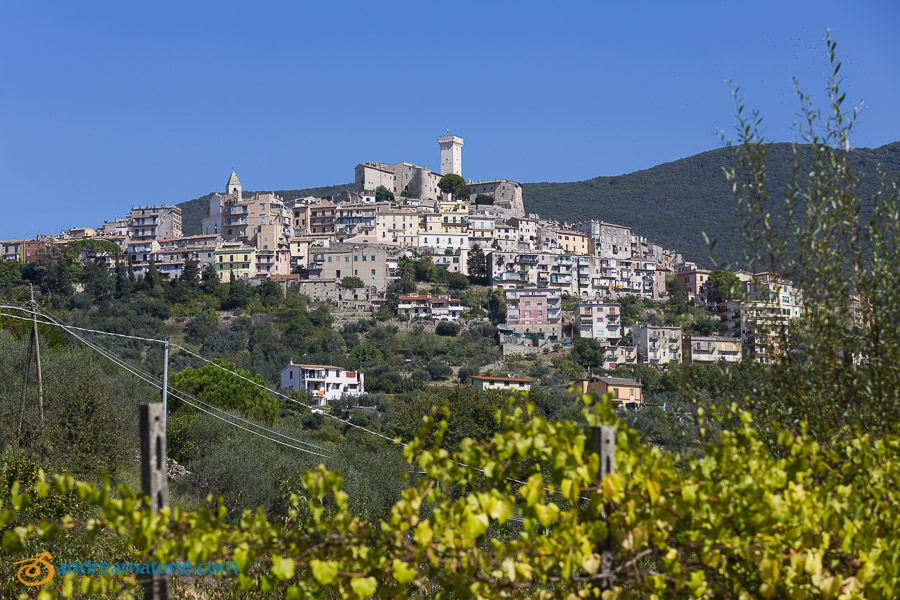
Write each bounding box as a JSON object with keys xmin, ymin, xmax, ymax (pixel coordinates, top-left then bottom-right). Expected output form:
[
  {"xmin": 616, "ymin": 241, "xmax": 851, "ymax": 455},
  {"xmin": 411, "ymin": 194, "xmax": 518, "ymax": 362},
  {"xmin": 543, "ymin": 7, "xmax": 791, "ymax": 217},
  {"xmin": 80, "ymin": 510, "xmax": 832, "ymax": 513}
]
[
  {"xmin": 178, "ymin": 183, "xmax": 354, "ymax": 235},
  {"xmin": 522, "ymin": 142, "xmax": 900, "ymax": 266},
  {"xmin": 176, "ymin": 142, "xmax": 900, "ymax": 266}
]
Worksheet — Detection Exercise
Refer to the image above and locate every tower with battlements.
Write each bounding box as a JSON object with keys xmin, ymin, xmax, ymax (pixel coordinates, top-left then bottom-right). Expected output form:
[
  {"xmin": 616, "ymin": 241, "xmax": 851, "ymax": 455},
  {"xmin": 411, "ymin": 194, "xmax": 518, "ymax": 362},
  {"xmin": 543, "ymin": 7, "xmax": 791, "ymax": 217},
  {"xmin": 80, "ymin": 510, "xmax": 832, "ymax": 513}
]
[{"xmin": 438, "ymin": 135, "xmax": 464, "ymax": 176}]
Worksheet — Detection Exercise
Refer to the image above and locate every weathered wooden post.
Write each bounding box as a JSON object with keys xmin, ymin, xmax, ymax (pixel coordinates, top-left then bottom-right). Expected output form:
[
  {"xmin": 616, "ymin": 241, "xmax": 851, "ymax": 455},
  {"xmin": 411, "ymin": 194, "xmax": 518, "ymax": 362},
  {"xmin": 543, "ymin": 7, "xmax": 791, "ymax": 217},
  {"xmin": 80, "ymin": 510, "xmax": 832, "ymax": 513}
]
[
  {"xmin": 592, "ymin": 425, "xmax": 616, "ymax": 594},
  {"xmin": 140, "ymin": 403, "xmax": 170, "ymax": 599}
]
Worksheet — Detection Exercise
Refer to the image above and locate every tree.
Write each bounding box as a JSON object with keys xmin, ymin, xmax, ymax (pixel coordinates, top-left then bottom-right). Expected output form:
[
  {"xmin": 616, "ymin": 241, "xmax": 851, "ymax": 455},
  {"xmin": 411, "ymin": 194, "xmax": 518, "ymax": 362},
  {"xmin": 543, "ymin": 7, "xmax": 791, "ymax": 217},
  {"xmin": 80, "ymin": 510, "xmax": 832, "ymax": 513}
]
[
  {"xmin": 467, "ymin": 244, "xmax": 487, "ymax": 281},
  {"xmin": 257, "ymin": 278, "xmax": 284, "ymax": 307},
  {"xmin": 414, "ymin": 252, "xmax": 436, "ymax": 282},
  {"xmin": 168, "ymin": 359, "xmax": 279, "ymax": 425},
  {"xmin": 114, "ymin": 261, "xmax": 132, "ymax": 299},
  {"xmin": 0, "ymin": 261, "xmax": 23, "ymax": 291},
  {"xmin": 201, "ymin": 264, "xmax": 220, "ymax": 295},
  {"xmin": 181, "ymin": 257, "xmax": 201, "ymax": 290},
  {"xmin": 397, "ymin": 257, "xmax": 415, "ymax": 282},
  {"xmin": 488, "ymin": 287, "xmax": 506, "ymax": 323},
  {"xmin": 144, "ymin": 258, "xmax": 161, "ymax": 290},
  {"xmin": 474, "ymin": 193, "xmax": 494, "ymax": 205},
  {"xmin": 706, "ymin": 269, "xmax": 740, "ymax": 304},
  {"xmin": 427, "ymin": 358, "xmax": 452, "ymax": 380},
  {"xmin": 340, "ymin": 276, "xmax": 365, "ymax": 290},
  {"xmin": 573, "ymin": 336, "xmax": 605, "ymax": 370},
  {"xmin": 437, "ymin": 173, "xmax": 470, "ymax": 199},
  {"xmin": 435, "ymin": 321, "xmax": 460, "ymax": 336},
  {"xmin": 446, "ymin": 271, "xmax": 469, "ymax": 290},
  {"xmin": 223, "ymin": 272, "xmax": 250, "ymax": 311},
  {"xmin": 375, "ymin": 185, "xmax": 395, "ymax": 203}
]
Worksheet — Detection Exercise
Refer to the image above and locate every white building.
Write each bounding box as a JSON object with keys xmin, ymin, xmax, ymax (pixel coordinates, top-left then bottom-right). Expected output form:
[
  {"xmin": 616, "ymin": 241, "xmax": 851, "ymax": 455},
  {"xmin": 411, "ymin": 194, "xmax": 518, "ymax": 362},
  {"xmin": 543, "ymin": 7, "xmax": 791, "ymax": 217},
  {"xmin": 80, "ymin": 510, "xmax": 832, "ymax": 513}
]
[
  {"xmin": 438, "ymin": 135, "xmax": 464, "ymax": 176},
  {"xmin": 576, "ymin": 302, "xmax": 623, "ymax": 344},
  {"xmin": 279, "ymin": 363, "xmax": 365, "ymax": 406}
]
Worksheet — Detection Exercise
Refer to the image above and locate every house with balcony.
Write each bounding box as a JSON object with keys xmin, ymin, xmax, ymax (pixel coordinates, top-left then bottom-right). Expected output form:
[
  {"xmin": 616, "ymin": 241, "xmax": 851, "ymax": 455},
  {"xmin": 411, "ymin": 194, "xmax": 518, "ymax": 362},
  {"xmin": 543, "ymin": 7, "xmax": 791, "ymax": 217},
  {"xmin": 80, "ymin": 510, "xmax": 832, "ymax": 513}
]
[
  {"xmin": 214, "ymin": 241, "xmax": 256, "ymax": 281},
  {"xmin": 396, "ymin": 293, "xmax": 462, "ymax": 321},
  {"xmin": 682, "ymin": 336, "xmax": 742, "ymax": 365},
  {"xmin": 576, "ymin": 302, "xmax": 623, "ymax": 344},
  {"xmin": 279, "ymin": 363, "xmax": 365, "ymax": 405},
  {"xmin": 632, "ymin": 323, "xmax": 682, "ymax": 365}
]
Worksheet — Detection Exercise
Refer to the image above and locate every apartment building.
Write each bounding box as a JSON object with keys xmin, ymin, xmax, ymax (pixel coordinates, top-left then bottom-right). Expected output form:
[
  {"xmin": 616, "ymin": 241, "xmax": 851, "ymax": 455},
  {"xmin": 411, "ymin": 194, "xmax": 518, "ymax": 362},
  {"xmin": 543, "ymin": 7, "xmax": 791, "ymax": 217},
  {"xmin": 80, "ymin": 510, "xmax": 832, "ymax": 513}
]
[
  {"xmin": 125, "ymin": 239, "xmax": 161, "ymax": 274},
  {"xmin": 307, "ymin": 243, "xmax": 396, "ymax": 292},
  {"xmin": 375, "ymin": 208, "xmax": 420, "ymax": 246},
  {"xmin": 127, "ymin": 204, "xmax": 182, "ymax": 240},
  {"xmin": 500, "ymin": 287, "xmax": 562, "ymax": 343},
  {"xmin": 632, "ymin": 323, "xmax": 683, "ymax": 365},
  {"xmin": 575, "ymin": 302, "xmax": 623, "ymax": 344},
  {"xmin": 308, "ymin": 202, "xmax": 337, "ymax": 236},
  {"xmin": 468, "ymin": 215, "xmax": 495, "ymax": 247},
  {"xmin": 675, "ymin": 263, "xmax": 712, "ymax": 304},
  {"xmin": 1, "ymin": 240, "xmax": 24, "ymax": 262},
  {"xmin": 335, "ymin": 204, "xmax": 379, "ymax": 238},
  {"xmin": 572, "ymin": 220, "xmax": 632, "ymax": 260},
  {"xmin": 279, "ymin": 363, "xmax": 365, "ymax": 405},
  {"xmin": 718, "ymin": 272, "xmax": 803, "ymax": 363},
  {"xmin": 682, "ymin": 336, "xmax": 742, "ymax": 365},
  {"xmin": 436, "ymin": 201, "xmax": 469, "ymax": 235},
  {"xmin": 214, "ymin": 241, "xmax": 256, "ymax": 281},
  {"xmin": 396, "ymin": 293, "xmax": 462, "ymax": 321}
]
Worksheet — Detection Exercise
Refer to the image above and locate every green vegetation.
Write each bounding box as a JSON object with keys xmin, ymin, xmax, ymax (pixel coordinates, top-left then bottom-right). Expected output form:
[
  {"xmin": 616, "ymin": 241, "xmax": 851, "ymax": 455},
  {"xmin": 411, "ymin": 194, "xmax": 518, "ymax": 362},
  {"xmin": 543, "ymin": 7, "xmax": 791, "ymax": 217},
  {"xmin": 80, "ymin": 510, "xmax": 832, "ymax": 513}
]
[
  {"xmin": 437, "ymin": 173, "xmax": 470, "ymax": 199},
  {"xmin": 374, "ymin": 185, "xmax": 394, "ymax": 203}
]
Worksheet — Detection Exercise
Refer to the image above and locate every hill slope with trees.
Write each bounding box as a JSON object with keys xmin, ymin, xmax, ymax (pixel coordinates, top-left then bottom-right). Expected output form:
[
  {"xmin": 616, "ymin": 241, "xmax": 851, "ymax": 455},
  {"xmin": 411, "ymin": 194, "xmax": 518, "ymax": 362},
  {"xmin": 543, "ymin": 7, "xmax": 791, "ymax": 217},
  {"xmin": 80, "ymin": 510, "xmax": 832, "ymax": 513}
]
[{"xmin": 522, "ymin": 141, "xmax": 900, "ymax": 266}]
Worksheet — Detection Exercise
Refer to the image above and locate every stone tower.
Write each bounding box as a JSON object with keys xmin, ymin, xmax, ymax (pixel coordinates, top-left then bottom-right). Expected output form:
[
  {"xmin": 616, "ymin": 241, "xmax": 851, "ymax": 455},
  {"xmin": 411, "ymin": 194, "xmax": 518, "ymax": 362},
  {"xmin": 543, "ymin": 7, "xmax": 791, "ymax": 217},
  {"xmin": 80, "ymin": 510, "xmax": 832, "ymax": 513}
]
[
  {"xmin": 438, "ymin": 135, "xmax": 464, "ymax": 176},
  {"xmin": 226, "ymin": 169, "xmax": 242, "ymax": 199}
]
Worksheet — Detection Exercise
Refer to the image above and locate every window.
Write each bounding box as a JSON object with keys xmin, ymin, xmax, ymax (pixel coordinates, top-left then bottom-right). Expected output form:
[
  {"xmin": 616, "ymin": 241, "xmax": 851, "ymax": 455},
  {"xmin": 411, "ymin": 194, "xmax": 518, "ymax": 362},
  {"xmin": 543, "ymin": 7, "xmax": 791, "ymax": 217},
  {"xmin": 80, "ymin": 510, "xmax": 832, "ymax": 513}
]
[{"xmin": 328, "ymin": 256, "xmax": 332, "ymax": 262}]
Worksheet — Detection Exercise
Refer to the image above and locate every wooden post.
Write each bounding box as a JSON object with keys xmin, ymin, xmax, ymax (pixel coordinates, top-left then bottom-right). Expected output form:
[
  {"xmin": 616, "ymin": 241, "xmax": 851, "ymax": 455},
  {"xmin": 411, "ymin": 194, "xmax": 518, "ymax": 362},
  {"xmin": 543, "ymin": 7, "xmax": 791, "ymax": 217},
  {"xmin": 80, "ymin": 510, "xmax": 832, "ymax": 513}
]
[
  {"xmin": 591, "ymin": 425, "xmax": 616, "ymax": 593},
  {"xmin": 17, "ymin": 330, "xmax": 34, "ymax": 442},
  {"xmin": 140, "ymin": 403, "xmax": 170, "ymax": 599}
]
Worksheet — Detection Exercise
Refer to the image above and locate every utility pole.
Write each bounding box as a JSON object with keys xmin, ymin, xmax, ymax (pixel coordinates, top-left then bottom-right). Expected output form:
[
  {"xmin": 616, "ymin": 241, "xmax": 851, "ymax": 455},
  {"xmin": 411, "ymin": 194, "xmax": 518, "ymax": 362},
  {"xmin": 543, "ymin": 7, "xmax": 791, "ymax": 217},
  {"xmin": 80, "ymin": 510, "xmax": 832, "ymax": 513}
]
[
  {"xmin": 591, "ymin": 425, "xmax": 616, "ymax": 593},
  {"xmin": 140, "ymin": 403, "xmax": 170, "ymax": 599},
  {"xmin": 30, "ymin": 284, "xmax": 44, "ymax": 425},
  {"xmin": 162, "ymin": 337, "xmax": 169, "ymax": 432}
]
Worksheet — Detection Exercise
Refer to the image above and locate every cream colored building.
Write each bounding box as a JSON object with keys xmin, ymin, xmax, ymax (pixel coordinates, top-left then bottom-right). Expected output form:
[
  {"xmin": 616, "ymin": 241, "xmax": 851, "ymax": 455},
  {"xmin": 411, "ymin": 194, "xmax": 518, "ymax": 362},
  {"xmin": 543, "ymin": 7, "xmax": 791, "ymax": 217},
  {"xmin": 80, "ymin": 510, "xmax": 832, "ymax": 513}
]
[
  {"xmin": 128, "ymin": 204, "xmax": 182, "ymax": 240},
  {"xmin": 470, "ymin": 376, "xmax": 532, "ymax": 393},
  {"xmin": 632, "ymin": 323, "xmax": 682, "ymax": 365},
  {"xmin": 682, "ymin": 336, "xmax": 742, "ymax": 365},
  {"xmin": 375, "ymin": 208, "xmax": 420, "ymax": 246}
]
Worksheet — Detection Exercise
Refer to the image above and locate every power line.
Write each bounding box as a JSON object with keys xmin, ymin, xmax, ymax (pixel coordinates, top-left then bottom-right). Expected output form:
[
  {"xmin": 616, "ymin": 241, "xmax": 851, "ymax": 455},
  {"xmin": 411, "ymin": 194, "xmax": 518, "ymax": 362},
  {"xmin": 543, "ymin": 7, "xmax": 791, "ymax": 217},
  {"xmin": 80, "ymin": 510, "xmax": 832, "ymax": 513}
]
[
  {"xmin": 12, "ymin": 305, "xmax": 332, "ymax": 460},
  {"xmin": 4, "ymin": 303, "xmax": 581, "ymax": 499}
]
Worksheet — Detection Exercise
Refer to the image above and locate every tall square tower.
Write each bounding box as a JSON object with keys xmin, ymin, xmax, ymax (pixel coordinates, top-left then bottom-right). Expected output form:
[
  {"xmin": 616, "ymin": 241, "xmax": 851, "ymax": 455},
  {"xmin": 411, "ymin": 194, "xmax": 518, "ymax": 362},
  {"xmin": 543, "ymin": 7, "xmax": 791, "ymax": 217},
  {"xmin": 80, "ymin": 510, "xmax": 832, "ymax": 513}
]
[{"xmin": 438, "ymin": 135, "xmax": 464, "ymax": 176}]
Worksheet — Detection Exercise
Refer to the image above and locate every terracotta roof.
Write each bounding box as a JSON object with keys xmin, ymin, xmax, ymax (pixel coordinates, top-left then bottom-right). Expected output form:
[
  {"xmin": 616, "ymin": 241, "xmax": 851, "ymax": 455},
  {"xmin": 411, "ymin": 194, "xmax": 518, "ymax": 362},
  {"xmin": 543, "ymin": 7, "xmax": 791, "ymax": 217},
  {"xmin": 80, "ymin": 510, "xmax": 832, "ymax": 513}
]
[{"xmin": 471, "ymin": 376, "xmax": 532, "ymax": 383}]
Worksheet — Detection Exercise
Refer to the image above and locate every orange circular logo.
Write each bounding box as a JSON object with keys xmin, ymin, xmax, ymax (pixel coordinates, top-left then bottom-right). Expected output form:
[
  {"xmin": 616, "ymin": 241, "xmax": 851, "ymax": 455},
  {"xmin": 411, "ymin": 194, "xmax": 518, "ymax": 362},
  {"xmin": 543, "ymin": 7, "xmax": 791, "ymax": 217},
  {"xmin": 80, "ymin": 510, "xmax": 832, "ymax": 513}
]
[{"xmin": 14, "ymin": 552, "xmax": 55, "ymax": 586}]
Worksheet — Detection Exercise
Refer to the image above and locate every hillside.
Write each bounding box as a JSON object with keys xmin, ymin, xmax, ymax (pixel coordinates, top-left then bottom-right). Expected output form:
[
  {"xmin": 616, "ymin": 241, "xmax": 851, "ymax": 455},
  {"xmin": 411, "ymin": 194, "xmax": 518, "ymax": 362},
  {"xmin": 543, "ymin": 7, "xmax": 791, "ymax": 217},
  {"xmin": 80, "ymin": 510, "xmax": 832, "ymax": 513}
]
[
  {"xmin": 522, "ymin": 142, "xmax": 900, "ymax": 266},
  {"xmin": 176, "ymin": 142, "xmax": 900, "ymax": 265}
]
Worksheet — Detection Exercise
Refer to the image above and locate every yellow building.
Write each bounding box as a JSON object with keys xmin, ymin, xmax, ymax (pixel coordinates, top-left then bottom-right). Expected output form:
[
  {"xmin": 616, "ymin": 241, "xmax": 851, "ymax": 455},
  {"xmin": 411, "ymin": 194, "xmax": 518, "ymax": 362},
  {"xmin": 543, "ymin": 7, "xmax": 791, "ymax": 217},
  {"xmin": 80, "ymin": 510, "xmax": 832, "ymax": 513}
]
[
  {"xmin": 556, "ymin": 230, "xmax": 590, "ymax": 255},
  {"xmin": 214, "ymin": 241, "xmax": 256, "ymax": 281},
  {"xmin": 437, "ymin": 201, "xmax": 469, "ymax": 234},
  {"xmin": 375, "ymin": 209, "xmax": 420, "ymax": 246},
  {"xmin": 470, "ymin": 375, "xmax": 532, "ymax": 392},
  {"xmin": 575, "ymin": 376, "xmax": 643, "ymax": 407}
]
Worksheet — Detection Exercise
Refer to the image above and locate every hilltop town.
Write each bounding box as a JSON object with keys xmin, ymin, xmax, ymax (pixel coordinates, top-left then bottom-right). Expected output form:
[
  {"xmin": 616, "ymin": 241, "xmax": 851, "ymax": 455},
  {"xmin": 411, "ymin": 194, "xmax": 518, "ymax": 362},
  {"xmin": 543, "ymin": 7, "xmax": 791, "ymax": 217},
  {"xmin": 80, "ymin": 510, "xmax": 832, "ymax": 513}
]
[{"xmin": 0, "ymin": 134, "xmax": 803, "ymax": 402}]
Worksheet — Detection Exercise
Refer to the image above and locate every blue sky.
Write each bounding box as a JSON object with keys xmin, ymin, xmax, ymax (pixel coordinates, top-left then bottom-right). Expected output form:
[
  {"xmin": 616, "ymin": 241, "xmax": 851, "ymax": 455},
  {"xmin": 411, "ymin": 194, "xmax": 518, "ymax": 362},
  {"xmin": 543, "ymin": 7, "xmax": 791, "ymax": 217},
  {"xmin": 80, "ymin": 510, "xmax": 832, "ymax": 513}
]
[{"xmin": 1, "ymin": 1, "xmax": 898, "ymax": 239}]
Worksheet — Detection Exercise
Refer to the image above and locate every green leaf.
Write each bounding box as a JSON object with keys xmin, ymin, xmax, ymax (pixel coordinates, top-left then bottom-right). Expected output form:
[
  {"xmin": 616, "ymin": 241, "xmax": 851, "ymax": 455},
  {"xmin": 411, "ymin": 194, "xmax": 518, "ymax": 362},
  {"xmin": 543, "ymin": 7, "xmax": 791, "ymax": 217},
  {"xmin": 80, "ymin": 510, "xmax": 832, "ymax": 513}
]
[
  {"xmin": 392, "ymin": 559, "xmax": 416, "ymax": 584},
  {"xmin": 271, "ymin": 555, "xmax": 295, "ymax": 580},
  {"xmin": 351, "ymin": 576, "xmax": 378, "ymax": 597},
  {"xmin": 2, "ymin": 528, "xmax": 26, "ymax": 553},
  {"xmin": 310, "ymin": 559, "xmax": 338, "ymax": 585}
]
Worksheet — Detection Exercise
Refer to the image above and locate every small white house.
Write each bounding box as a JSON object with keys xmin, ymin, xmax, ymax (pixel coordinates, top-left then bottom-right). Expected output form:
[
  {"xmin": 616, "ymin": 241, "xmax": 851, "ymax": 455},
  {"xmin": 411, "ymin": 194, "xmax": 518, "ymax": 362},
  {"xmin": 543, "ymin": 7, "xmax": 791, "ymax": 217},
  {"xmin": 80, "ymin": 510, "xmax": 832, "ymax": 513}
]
[{"xmin": 279, "ymin": 363, "xmax": 365, "ymax": 406}]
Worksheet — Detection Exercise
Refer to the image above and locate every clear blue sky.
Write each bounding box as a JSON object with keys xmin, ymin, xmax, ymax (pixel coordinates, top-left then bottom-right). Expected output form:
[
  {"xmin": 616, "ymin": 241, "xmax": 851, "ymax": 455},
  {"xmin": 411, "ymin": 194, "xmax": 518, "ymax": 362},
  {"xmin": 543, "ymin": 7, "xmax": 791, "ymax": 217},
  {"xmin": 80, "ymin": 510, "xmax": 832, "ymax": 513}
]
[{"xmin": 1, "ymin": 1, "xmax": 898, "ymax": 239}]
